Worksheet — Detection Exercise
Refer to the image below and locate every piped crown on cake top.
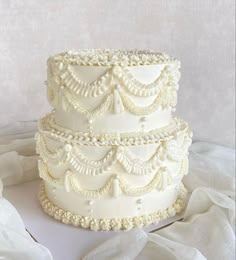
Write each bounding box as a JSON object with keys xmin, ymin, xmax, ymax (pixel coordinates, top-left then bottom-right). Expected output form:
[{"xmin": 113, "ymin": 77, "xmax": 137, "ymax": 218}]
[
  {"xmin": 48, "ymin": 49, "xmax": 179, "ymax": 66},
  {"xmin": 46, "ymin": 49, "xmax": 181, "ymax": 133}
]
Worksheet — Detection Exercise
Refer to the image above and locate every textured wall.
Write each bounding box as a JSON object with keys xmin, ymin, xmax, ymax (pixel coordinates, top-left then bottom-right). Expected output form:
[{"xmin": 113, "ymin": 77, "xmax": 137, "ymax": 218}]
[{"xmin": 0, "ymin": 0, "xmax": 235, "ymax": 147}]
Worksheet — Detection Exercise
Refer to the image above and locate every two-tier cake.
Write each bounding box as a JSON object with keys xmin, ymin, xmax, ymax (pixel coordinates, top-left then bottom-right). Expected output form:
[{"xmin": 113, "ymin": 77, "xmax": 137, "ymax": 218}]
[{"xmin": 36, "ymin": 49, "xmax": 192, "ymax": 231}]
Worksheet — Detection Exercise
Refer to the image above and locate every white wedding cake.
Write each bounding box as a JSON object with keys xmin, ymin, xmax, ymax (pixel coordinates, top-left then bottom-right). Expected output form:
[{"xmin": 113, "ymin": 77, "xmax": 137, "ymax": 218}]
[{"xmin": 36, "ymin": 49, "xmax": 192, "ymax": 231}]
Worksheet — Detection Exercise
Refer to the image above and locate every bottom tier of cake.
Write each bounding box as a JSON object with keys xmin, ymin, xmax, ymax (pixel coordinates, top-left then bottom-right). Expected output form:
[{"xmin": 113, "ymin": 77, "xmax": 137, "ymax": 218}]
[{"xmin": 39, "ymin": 181, "xmax": 187, "ymax": 231}]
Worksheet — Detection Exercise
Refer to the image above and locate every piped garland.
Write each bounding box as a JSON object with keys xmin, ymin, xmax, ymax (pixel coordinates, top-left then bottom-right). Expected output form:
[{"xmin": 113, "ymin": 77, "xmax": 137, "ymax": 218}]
[
  {"xmin": 58, "ymin": 65, "xmax": 111, "ymax": 97},
  {"xmin": 39, "ymin": 181, "xmax": 187, "ymax": 231},
  {"xmin": 119, "ymin": 88, "xmax": 171, "ymax": 115},
  {"xmin": 36, "ymin": 134, "xmax": 117, "ymax": 176},
  {"xmin": 38, "ymin": 158, "xmax": 188, "ymax": 197},
  {"xmin": 46, "ymin": 58, "xmax": 180, "ymax": 119},
  {"xmin": 36, "ymin": 129, "xmax": 191, "ymax": 176},
  {"xmin": 38, "ymin": 113, "xmax": 192, "ymax": 147},
  {"xmin": 52, "ymin": 62, "xmax": 179, "ymax": 98},
  {"xmin": 113, "ymin": 65, "xmax": 180, "ymax": 97},
  {"xmin": 62, "ymin": 90, "xmax": 113, "ymax": 120}
]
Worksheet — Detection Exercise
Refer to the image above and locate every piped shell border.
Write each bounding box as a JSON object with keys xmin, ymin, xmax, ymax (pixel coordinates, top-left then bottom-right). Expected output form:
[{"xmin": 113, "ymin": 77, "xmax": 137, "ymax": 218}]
[{"xmin": 38, "ymin": 181, "xmax": 187, "ymax": 231}]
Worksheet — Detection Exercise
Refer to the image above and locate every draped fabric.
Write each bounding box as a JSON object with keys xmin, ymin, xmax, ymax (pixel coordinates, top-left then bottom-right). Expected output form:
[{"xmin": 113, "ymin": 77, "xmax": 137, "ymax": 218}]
[{"xmin": 0, "ymin": 122, "xmax": 53, "ymax": 260}]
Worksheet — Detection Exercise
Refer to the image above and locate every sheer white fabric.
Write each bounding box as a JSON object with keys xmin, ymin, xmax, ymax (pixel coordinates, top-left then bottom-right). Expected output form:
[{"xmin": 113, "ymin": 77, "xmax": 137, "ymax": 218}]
[
  {"xmin": 0, "ymin": 122, "xmax": 53, "ymax": 260},
  {"xmin": 0, "ymin": 121, "xmax": 38, "ymax": 186},
  {"xmin": 0, "ymin": 198, "xmax": 53, "ymax": 260}
]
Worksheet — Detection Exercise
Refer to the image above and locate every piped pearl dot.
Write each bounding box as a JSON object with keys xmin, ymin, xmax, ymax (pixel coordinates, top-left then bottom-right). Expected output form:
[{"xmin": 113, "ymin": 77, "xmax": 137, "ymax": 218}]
[
  {"xmin": 88, "ymin": 200, "xmax": 94, "ymax": 206},
  {"xmin": 91, "ymin": 137, "xmax": 96, "ymax": 142},
  {"xmin": 60, "ymin": 85, "xmax": 65, "ymax": 90},
  {"xmin": 64, "ymin": 144, "xmax": 72, "ymax": 152},
  {"xmin": 52, "ymin": 187, "xmax": 57, "ymax": 193},
  {"xmin": 66, "ymin": 169, "xmax": 71, "ymax": 175}
]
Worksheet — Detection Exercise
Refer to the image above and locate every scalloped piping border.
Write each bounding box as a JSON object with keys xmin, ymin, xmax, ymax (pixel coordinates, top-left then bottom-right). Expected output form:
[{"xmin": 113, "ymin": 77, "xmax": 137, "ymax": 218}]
[
  {"xmin": 38, "ymin": 181, "xmax": 187, "ymax": 231},
  {"xmin": 38, "ymin": 114, "xmax": 191, "ymax": 147},
  {"xmin": 38, "ymin": 158, "xmax": 187, "ymax": 197},
  {"xmin": 36, "ymin": 129, "xmax": 191, "ymax": 177}
]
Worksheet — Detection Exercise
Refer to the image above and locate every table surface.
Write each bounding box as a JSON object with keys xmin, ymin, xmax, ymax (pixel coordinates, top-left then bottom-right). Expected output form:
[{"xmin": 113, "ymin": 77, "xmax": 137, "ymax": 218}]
[{"xmin": 3, "ymin": 179, "xmax": 182, "ymax": 260}]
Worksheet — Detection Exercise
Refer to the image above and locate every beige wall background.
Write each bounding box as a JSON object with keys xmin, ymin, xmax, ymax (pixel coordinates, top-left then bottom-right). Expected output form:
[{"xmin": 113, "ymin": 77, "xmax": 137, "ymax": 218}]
[{"xmin": 0, "ymin": 0, "xmax": 235, "ymax": 147}]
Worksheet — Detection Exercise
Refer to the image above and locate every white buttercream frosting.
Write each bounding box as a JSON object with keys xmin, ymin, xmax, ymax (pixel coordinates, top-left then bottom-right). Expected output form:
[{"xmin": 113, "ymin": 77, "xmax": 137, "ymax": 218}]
[
  {"xmin": 37, "ymin": 49, "xmax": 192, "ymax": 231},
  {"xmin": 46, "ymin": 49, "xmax": 180, "ymax": 135}
]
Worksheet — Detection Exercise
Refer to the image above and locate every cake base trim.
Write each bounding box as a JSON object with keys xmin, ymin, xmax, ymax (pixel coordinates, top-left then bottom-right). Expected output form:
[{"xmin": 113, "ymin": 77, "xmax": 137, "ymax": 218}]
[{"xmin": 39, "ymin": 181, "xmax": 187, "ymax": 231}]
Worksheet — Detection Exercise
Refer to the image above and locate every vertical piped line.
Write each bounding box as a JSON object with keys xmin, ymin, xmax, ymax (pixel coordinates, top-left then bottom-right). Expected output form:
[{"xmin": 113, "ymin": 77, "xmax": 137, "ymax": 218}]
[
  {"xmin": 112, "ymin": 175, "xmax": 120, "ymax": 198},
  {"xmin": 113, "ymin": 84, "xmax": 124, "ymax": 114},
  {"xmin": 64, "ymin": 170, "xmax": 73, "ymax": 192}
]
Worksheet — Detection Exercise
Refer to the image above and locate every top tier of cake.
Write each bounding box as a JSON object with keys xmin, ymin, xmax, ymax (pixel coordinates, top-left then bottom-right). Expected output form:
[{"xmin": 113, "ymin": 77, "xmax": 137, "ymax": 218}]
[{"xmin": 46, "ymin": 49, "xmax": 180, "ymax": 134}]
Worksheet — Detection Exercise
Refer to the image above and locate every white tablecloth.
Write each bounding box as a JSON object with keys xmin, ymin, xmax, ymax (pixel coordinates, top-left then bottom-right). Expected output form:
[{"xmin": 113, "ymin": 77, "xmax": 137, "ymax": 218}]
[{"xmin": 0, "ymin": 122, "xmax": 235, "ymax": 260}]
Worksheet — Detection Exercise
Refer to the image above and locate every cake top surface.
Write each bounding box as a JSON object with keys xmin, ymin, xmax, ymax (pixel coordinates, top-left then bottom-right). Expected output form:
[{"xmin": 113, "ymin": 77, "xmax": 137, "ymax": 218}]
[{"xmin": 49, "ymin": 49, "xmax": 179, "ymax": 67}]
